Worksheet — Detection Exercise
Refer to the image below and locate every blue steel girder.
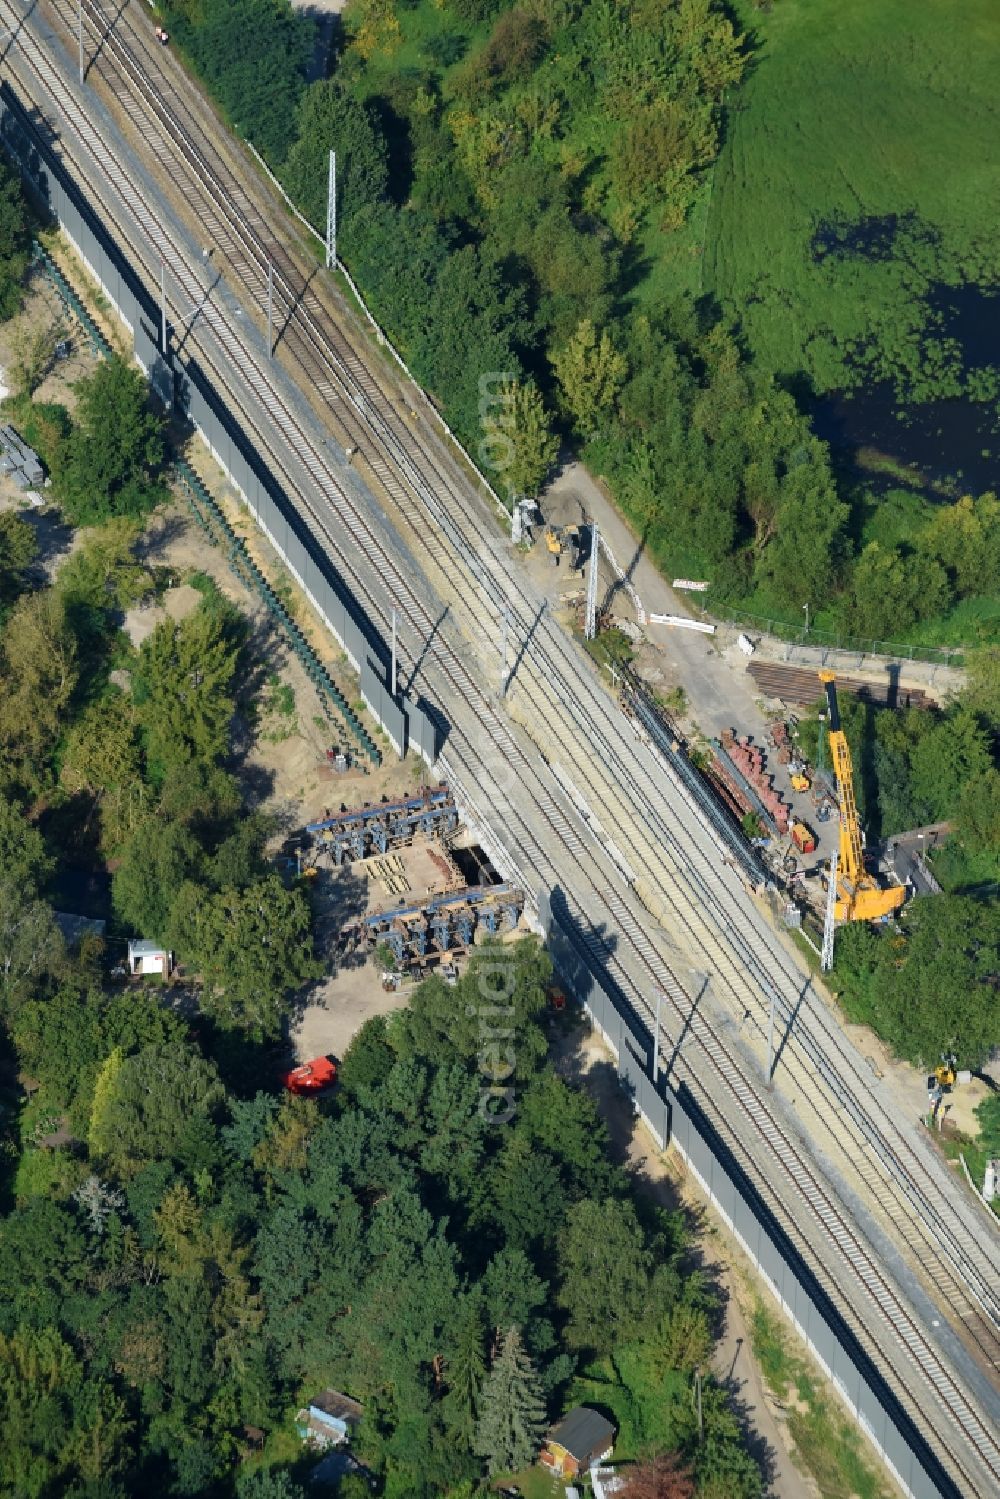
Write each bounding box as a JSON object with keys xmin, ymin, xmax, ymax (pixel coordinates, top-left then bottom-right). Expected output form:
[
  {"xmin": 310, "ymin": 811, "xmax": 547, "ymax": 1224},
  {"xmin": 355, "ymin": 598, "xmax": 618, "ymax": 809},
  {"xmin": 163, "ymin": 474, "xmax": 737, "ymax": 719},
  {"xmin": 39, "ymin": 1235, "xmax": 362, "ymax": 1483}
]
[
  {"xmin": 455, "ymin": 911, "xmax": 475, "ymax": 946},
  {"xmin": 363, "ymin": 885, "xmax": 526, "ymax": 940},
  {"xmin": 305, "ymin": 784, "xmax": 454, "ymax": 836}
]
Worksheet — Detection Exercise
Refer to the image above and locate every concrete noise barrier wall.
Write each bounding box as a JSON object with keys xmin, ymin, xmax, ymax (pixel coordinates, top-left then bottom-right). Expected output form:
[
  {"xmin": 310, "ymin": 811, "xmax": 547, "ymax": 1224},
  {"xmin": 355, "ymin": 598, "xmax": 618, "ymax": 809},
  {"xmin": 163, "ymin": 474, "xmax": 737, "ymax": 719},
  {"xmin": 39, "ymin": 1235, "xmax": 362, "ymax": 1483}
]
[
  {"xmin": 0, "ymin": 81, "xmax": 438, "ymax": 765},
  {"xmin": 537, "ymin": 885, "xmax": 954, "ymax": 1499}
]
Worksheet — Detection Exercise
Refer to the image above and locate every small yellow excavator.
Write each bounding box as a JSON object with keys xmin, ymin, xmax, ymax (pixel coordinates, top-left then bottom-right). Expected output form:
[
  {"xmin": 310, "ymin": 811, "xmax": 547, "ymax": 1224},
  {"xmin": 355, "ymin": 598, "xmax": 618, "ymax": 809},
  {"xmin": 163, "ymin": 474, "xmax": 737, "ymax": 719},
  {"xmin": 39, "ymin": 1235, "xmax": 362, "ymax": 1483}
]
[
  {"xmin": 819, "ymin": 670, "xmax": 905, "ymax": 923},
  {"xmin": 933, "ymin": 1053, "xmax": 957, "ymax": 1092}
]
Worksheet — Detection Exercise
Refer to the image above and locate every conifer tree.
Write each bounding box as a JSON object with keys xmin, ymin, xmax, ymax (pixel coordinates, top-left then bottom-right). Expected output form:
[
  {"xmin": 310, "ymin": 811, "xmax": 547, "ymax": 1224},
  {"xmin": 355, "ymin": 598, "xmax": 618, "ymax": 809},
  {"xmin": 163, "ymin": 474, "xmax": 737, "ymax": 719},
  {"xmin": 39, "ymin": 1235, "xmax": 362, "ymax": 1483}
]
[
  {"xmin": 443, "ymin": 1297, "xmax": 486, "ymax": 1444},
  {"xmin": 473, "ymin": 1324, "xmax": 547, "ymax": 1475}
]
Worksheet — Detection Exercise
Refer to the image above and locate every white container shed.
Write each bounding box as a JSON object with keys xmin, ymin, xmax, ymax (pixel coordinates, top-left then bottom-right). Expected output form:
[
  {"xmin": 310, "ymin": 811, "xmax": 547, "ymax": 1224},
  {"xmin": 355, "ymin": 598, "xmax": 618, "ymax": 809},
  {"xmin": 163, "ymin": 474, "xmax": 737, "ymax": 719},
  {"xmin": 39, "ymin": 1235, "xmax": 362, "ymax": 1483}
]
[{"xmin": 127, "ymin": 940, "xmax": 172, "ymax": 978}]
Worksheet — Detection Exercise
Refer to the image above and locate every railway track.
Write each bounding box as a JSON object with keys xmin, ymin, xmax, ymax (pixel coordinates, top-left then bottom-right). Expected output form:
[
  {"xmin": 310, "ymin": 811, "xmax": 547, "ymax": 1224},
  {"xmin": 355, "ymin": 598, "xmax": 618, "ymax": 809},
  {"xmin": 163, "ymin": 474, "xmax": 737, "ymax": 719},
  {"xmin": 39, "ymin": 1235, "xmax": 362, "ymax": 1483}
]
[
  {"xmin": 51, "ymin": 0, "xmax": 1000, "ymax": 1380},
  {"xmin": 7, "ymin": 6, "xmax": 1000, "ymax": 1491}
]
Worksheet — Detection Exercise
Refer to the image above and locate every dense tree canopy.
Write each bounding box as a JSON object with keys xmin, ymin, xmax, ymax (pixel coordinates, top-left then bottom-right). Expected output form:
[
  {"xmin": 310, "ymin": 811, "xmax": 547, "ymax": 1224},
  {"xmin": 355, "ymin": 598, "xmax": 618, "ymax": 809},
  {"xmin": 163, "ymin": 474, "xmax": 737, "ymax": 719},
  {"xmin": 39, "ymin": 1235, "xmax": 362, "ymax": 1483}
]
[
  {"xmin": 282, "ymin": 79, "xmax": 390, "ymax": 233},
  {"xmin": 134, "ymin": 605, "xmax": 240, "ymax": 775},
  {"xmin": 168, "ymin": 875, "xmax": 321, "ymax": 1037},
  {"xmin": 0, "ymin": 878, "xmax": 760, "ymax": 1497},
  {"xmin": 0, "ymin": 161, "xmax": 29, "ymax": 321},
  {"xmin": 155, "ymin": 0, "xmax": 1000, "ymax": 644},
  {"xmin": 55, "ymin": 356, "xmax": 166, "ymax": 526},
  {"xmin": 0, "ymin": 590, "xmax": 78, "ymax": 797},
  {"xmin": 0, "ymin": 511, "xmax": 36, "ymax": 611},
  {"xmin": 167, "ymin": 0, "xmax": 314, "ymax": 163},
  {"xmin": 834, "ymin": 895, "xmax": 1000, "ymax": 1069}
]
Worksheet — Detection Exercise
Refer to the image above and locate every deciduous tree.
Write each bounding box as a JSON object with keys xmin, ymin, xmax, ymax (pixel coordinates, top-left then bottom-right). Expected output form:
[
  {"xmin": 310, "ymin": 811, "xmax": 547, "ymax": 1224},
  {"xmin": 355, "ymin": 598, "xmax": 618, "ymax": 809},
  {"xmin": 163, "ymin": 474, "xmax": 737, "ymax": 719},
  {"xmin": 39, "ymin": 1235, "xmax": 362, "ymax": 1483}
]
[
  {"xmin": 169, "ymin": 874, "xmax": 321, "ymax": 1037},
  {"xmin": 0, "ymin": 163, "xmax": 28, "ymax": 318},
  {"xmin": 0, "ymin": 1324, "xmax": 131, "ymax": 1497},
  {"xmin": 621, "ymin": 1452, "xmax": 694, "ymax": 1499},
  {"xmin": 835, "ymin": 895, "xmax": 1000, "ymax": 1068},
  {"xmin": 112, "ymin": 817, "xmax": 203, "ymax": 940},
  {"xmin": 552, "ymin": 318, "xmax": 628, "ymax": 436},
  {"xmin": 908, "ymin": 708, "xmax": 991, "ymax": 820},
  {"xmin": 282, "ymin": 80, "xmax": 389, "ymax": 236},
  {"xmin": 55, "ymin": 356, "xmax": 165, "ymax": 525},
  {"xmin": 0, "ymin": 510, "xmax": 36, "ymax": 608},
  {"xmin": 963, "ymin": 645, "xmax": 1000, "ymax": 726},
  {"xmin": 134, "ymin": 604, "xmax": 238, "ymax": 773},
  {"xmin": 0, "ymin": 794, "xmax": 51, "ymax": 890},
  {"xmin": 237, "ymin": 1471, "xmax": 308, "ymax": 1499},
  {"xmin": 558, "ymin": 1196, "xmax": 651, "ymax": 1352},
  {"xmin": 0, "ymin": 590, "xmax": 78, "ymax": 790},
  {"xmin": 483, "ymin": 379, "xmax": 558, "ymax": 500},
  {"xmin": 957, "ymin": 768, "xmax": 1000, "ymax": 852},
  {"xmin": 0, "ymin": 880, "xmax": 63, "ymax": 1014},
  {"xmin": 56, "ymin": 517, "xmax": 151, "ymax": 610},
  {"xmin": 89, "ymin": 1040, "xmax": 226, "ymax": 1173},
  {"xmin": 0, "ymin": 161, "xmax": 27, "ymax": 316},
  {"xmin": 176, "ymin": 0, "xmax": 312, "ymax": 163}
]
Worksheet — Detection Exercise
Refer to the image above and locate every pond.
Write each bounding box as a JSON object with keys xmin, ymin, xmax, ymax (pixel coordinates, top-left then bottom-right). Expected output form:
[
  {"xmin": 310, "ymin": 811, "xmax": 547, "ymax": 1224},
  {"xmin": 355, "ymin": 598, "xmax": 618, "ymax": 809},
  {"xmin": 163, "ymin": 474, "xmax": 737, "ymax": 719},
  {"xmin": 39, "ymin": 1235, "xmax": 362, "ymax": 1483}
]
[{"xmin": 810, "ymin": 283, "xmax": 1000, "ymax": 497}]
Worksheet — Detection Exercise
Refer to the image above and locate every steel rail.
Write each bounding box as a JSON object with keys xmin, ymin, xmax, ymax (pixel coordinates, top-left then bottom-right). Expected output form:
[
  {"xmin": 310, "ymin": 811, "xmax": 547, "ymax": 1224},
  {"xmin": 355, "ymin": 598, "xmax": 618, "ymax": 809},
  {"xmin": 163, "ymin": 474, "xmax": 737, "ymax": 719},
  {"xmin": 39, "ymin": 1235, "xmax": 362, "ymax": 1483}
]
[
  {"xmin": 9, "ymin": 11, "xmax": 1000, "ymax": 1491},
  {"xmin": 53, "ymin": 0, "xmax": 1000, "ymax": 1365}
]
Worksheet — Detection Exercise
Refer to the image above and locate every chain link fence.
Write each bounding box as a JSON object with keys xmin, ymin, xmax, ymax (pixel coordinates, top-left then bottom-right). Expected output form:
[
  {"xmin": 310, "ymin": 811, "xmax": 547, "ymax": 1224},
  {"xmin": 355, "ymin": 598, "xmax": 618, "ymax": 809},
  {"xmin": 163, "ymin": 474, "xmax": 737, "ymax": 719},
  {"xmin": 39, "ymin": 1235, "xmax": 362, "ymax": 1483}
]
[{"xmin": 710, "ymin": 603, "xmax": 967, "ymax": 669}]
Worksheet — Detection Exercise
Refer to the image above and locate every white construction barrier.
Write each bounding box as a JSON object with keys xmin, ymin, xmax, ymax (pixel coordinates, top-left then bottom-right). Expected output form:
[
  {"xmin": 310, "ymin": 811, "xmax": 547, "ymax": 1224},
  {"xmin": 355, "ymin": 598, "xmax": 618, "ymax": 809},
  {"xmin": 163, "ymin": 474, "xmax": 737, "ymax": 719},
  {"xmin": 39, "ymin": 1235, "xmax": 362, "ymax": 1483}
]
[{"xmin": 648, "ymin": 613, "xmax": 716, "ymax": 635}]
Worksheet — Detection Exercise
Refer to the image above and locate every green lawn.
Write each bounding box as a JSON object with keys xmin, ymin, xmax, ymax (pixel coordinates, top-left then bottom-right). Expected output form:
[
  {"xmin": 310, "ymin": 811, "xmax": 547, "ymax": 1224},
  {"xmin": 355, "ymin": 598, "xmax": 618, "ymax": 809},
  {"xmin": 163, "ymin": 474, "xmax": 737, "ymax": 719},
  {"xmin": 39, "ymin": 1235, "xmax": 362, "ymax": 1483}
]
[
  {"xmin": 705, "ymin": 0, "xmax": 1000, "ymax": 398},
  {"xmin": 495, "ymin": 1466, "xmax": 566, "ymax": 1499}
]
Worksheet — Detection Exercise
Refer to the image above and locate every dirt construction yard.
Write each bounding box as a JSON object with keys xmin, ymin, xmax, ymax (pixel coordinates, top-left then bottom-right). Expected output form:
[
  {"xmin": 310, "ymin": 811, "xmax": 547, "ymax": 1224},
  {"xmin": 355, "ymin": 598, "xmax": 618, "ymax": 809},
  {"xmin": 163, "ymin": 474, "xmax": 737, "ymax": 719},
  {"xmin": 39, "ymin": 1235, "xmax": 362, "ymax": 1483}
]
[{"xmin": 291, "ymin": 837, "xmax": 475, "ymax": 1063}]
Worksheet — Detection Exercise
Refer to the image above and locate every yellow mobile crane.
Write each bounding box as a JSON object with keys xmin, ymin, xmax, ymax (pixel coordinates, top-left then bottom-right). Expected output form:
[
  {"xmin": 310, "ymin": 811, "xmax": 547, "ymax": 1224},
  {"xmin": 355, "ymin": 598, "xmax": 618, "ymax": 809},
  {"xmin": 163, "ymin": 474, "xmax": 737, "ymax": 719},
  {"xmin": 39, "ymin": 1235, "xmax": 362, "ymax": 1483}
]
[{"xmin": 818, "ymin": 670, "xmax": 905, "ymax": 923}]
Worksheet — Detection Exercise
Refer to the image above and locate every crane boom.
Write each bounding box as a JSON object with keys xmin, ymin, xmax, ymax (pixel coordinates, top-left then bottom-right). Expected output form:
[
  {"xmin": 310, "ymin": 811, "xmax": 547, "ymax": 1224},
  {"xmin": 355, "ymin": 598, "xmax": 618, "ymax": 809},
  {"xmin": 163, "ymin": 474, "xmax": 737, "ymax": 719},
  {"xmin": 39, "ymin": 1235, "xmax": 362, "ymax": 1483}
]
[
  {"xmin": 819, "ymin": 670, "xmax": 865, "ymax": 890},
  {"xmin": 817, "ymin": 670, "xmax": 905, "ymax": 923}
]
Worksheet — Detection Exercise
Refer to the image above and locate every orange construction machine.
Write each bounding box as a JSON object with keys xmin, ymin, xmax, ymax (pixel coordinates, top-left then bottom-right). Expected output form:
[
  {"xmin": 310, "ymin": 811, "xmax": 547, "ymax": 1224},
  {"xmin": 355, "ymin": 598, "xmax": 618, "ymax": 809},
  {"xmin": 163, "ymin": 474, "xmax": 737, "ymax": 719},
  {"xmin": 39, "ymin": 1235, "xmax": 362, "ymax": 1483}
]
[{"xmin": 818, "ymin": 670, "xmax": 905, "ymax": 923}]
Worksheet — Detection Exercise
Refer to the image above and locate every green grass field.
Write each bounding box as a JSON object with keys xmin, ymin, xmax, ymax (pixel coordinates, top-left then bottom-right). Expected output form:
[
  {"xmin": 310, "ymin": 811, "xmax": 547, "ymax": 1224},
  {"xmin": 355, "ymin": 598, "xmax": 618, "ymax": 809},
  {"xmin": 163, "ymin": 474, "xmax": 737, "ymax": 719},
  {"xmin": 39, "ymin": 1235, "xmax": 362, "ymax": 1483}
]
[{"xmin": 705, "ymin": 0, "xmax": 1000, "ymax": 397}]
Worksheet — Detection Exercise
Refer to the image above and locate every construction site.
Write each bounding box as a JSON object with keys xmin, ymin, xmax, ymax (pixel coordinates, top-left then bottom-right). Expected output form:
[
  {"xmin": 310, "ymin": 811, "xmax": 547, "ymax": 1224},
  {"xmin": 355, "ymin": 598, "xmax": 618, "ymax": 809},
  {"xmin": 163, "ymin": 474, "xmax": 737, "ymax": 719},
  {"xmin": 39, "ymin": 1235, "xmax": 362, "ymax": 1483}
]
[{"xmin": 288, "ymin": 783, "xmax": 529, "ymax": 1064}]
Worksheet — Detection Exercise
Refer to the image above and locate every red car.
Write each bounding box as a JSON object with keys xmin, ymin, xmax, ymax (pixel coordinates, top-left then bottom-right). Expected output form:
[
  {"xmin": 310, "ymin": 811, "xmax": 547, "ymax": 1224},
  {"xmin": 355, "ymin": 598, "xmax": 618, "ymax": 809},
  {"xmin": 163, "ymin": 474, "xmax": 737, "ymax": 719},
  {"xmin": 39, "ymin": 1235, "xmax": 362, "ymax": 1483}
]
[{"xmin": 282, "ymin": 1056, "xmax": 337, "ymax": 1096}]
